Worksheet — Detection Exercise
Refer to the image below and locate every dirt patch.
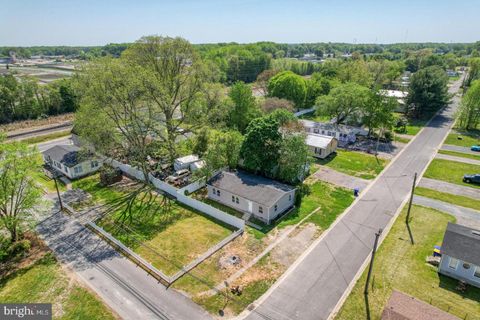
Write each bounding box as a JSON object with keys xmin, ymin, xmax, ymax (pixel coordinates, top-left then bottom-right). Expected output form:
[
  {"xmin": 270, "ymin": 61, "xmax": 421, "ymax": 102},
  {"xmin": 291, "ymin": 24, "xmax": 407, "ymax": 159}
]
[
  {"xmin": 270, "ymin": 223, "xmax": 320, "ymax": 267},
  {"xmin": 0, "ymin": 113, "xmax": 74, "ymax": 133}
]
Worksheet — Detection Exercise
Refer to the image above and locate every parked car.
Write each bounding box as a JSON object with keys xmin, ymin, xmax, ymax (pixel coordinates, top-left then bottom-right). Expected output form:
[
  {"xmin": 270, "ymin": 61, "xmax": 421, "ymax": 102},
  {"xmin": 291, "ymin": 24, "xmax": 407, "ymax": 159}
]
[
  {"xmin": 471, "ymin": 145, "xmax": 480, "ymax": 152},
  {"xmin": 463, "ymin": 174, "xmax": 480, "ymax": 184},
  {"xmin": 166, "ymin": 169, "xmax": 190, "ymax": 183}
]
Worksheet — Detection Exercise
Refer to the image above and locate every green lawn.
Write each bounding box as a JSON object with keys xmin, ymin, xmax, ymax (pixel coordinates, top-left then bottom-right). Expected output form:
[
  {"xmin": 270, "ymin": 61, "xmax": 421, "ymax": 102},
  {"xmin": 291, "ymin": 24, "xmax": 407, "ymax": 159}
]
[
  {"xmin": 444, "ymin": 130, "xmax": 480, "ymax": 148},
  {"xmin": 32, "ymin": 170, "xmax": 66, "ymax": 193},
  {"xmin": 424, "ymin": 159, "xmax": 480, "ymax": 189},
  {"xmin": 73, "ymin": 175, "xmax": 233, "ymax": 276},
  {"xmin": 394, "ymin": 112, "xmax": 430, "ymax": 136},
  {"xmin": 0, "ymin": 253, "xmax": 116, "ymax": 320},
  {"xmin": 316, "ymin": 150, "xmax": 388, "ymax": 180},
  {"xmin": 415, "ymin": 187, "xmax": 480, "ymax": 211},
  {"xmin": 336, "ymin": 205, "xmax": 480, "ymax": 320},
  {"xmin": 438, "ymin": 149, "xmax": 480, "ymax": 161},
  {"xmin": 21, "ymin": 130, "xmax": 71, "ymax": 145}
]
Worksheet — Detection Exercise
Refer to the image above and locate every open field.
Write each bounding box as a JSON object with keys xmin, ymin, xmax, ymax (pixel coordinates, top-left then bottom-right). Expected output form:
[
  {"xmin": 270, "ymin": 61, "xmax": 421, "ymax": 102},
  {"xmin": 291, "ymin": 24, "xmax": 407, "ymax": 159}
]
[
  {"xmin": 73, "ymin": 175, "xmax": 233, "ymax": 276},
  {"xmin": 336, "ymin": 205, "xmax": 480, "ymax": 320},
  {"xmin": 444, "ymin": 130, "xmax": 480, "ymax": 148},
  {"xmin": 0, "ymin": 252, "xmax": 116, "ymax": 320},
  {"xmin": 20, "ymin": 130, "xmax": 71, "ymax": 144},
  {"xmin": 315, "ymin": 150, "xmax": 388, "ymax": 180},
  {"xmin": 415, "ymin": 187, "xmax": 480, "ymax": 211},
  {"xmin": 424, "ymin": 159, "xmax": 480, "ymax": 189},
  {"xmin": 438, "ymin": 149, "xmax": 480, "ymax": 160}
]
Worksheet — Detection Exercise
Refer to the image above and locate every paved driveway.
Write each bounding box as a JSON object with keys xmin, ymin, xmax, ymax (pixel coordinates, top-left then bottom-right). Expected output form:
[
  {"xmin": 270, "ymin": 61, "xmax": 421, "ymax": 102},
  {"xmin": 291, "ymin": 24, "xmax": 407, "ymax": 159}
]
[
  {"xmin": 312, "ymin": 166, "xmax": 370, "ymax": 191},
  {"xmin": 441, "ymin": 144, "xmax": 480, "ymax": 156},
  {"xmin": 37, "ymin": 205, "xmax": 212, "ymax": 320},
  {"xmin": 418, "ymin": 177, "xmax": 480, "ymax": 200},
  {"xmin": 413, "ymin": 195, "xmax": 480, "ymax": 230},
  {"xmin": 436, "ymin": 153, "xmax": 480, "ymax": 165},
  {"xmin": 243, "ymin": 78, "xmax": 464, "ymax": 320}
]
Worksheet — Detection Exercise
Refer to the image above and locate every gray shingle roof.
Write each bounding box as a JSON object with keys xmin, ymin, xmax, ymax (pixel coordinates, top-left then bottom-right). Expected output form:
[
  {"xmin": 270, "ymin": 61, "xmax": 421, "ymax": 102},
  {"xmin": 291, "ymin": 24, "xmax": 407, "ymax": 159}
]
[
  {"xmin": 207, "ymin": 170, "xmax": 295, "ymax": 207},
  {"xmin": 42, "ymin": 145, "xmax": 85, "ymax": 167},
  {"xmin": 306, "ymin": 134, "xmax": 335, "ymax": 149},
  {"xmin": 441, "ymin": 223, "xmax": 480, "ymax": 266}
]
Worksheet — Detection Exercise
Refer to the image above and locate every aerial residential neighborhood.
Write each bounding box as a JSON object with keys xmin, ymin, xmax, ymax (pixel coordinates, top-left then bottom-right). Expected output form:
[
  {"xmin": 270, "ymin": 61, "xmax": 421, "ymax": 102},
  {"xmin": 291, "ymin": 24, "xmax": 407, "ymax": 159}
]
[{"xmin": 1, "ymin": 1, "xmax": 480, "ymax": 320}]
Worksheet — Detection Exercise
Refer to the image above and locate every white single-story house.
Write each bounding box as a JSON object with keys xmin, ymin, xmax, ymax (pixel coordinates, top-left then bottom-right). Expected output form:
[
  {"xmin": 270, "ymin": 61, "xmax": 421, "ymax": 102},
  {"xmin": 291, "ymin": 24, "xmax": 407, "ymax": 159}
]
[
  {"xmin": 42, "ymin": 145, "xmax": 102, "ymax": 179},
  {"xmin": 300, "ymin": 119, "xmax": 368, "ymax": 145},
  {"xmin": 207, "ymin": 171, "xmax": 296, "ymax": 224},
  {"xmin": 305, "ymin": 134, "xmax": 338, "ymax": 159},
  {"xmin": 174, "ymin": 154, "xmax": 200, "ymax": 171},
  {"xmin": 438, "ymin": 223, "xmax": 480, "ymax": 288}
]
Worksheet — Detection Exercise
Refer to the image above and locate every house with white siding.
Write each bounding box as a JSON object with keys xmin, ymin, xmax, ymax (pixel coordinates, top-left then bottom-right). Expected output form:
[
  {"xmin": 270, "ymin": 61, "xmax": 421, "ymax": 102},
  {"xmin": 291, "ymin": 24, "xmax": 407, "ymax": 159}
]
[
  {"xmin": 300, "ymin": 119, "xmax": 368, "ymax": 145},
  {"xmin": 206, "ymin": 170, "xmax": 296, "ymax": 224},
  {"xmin": 438, "ymin": 223, "xmax": 480, "ymax": 288},
  {"xmin": 42, "ymin": 145, "xmax": 102, "ymax": 179},
  {"xmin": 305, "ymin": 134, "xmax": 338, "ymax": 159}
]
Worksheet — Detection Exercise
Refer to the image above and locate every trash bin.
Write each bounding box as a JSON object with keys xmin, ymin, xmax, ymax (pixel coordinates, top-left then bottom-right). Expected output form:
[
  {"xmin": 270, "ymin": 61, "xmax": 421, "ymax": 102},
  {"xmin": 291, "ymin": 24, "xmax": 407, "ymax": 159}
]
[{"xmin": 353, "ymin": 188, "xmax": 359, "ymax": 197}]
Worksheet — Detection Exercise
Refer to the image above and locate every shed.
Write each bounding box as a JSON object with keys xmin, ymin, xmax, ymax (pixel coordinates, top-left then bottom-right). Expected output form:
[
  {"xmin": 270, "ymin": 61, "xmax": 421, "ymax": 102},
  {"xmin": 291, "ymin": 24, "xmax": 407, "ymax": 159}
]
[
  {"xmin": 305, "ymin": 134, "xmax": 338, "ymax": 159},
  {"xmin": 174, "ymin": 155, "xmax": 200, "ymax": 171}
]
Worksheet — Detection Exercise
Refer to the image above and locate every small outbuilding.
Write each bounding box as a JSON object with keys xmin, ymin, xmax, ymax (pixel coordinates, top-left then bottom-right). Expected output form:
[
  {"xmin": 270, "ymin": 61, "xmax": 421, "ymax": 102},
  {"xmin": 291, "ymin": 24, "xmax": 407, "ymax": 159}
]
[
  {"xmin": 174, "ymin": 154, "xmax": 200, "ymax": 171},
  {"xmin": 42, "ymin": 145, "xmax": 102, "ymax": 179},
  {"xmin": 438, "ymin": 222, "xmax": 480, "ymax": 288},
  {"xmin": 305, "ymin": 134, "xmax": 338, "ymax": 159},
  {"xmin": 207, "ymin": 170, "xmax": 296, "ymax": 224}
]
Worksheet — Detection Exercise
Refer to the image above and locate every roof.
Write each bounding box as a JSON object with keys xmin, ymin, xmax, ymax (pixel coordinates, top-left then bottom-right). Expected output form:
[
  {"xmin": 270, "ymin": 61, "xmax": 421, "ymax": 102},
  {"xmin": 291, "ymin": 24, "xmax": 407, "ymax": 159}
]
[
  {"xmin": 175, "ymin": 154, "xmax": 199, "ymax": 164},
  {"xmin": 207, "ymin": 170, "xmax": 295, "ymax": 207},
  {"xmin": 42, "ymin": 145, "xmax": 89, "ymax": 167},
  {"xmin": 300, "ymin": 119, "xmax": 368, "ymax": 136},
  {"xmin": 381, "ymin": 290, "xmax": 459, "ymax": 320},
  {"xmin": 380, "ymin": 90, "xmax": 408, "ymax": 99},
  {"xmin": 441, "ymin": 223, "xmax": 480, "ymax": 266},
  {"xmin": 305, "ymin": 134, "xmax": 335, "ymax": 149}
]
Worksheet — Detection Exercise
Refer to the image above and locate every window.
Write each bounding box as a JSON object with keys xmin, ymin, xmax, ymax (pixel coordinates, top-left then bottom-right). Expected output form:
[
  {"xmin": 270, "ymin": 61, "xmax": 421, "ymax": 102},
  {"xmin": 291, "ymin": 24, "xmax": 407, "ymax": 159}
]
[
  {"xmin": 274, "ymin": 205, "xmax": 278, "ymax": 212},
  {"xmin": 289, "ymin": 194, "xmax": 292, "ymax": 201},
  {"xmin": 217, "ymin": 190, "xmax": 220, "ymax": 196},
  {"xmin": 321, "ymin": 130, "xmax": 325, "ymax": 134},
  {"xmin": 259, "ymin": 206, "xmax": 263, "ymax": 214},
  {"xmin": 212, "ymin": 188, "xmax": 216, "ymax": 194},
  {"xmin": 232, "ymin": 195, "xmax": 235, "ymax": 202},
  {"xmin": 475, "ymin": 267, "xmax": 480, "ymax": 278},
  {"xmin": 91, "ymin": 160, "xmax": 99, "ymax": 168},
  {"xmin": 313, "ymin": 129, "xmax": 319, "ymax": 134},
  {"xmin": 74, "ymin": 166, "xmax": 83, "ymax": 174},
  {"xmin": 448, "ymin": 257, "xmax": 459, "ymax": 270},
  {"xmin": 236, "ymin": 197, "xmax": 239, "ymax": 204},
  {"xmin": 463, "ymin": 263, "xmax": 471, "ymax": 270}
]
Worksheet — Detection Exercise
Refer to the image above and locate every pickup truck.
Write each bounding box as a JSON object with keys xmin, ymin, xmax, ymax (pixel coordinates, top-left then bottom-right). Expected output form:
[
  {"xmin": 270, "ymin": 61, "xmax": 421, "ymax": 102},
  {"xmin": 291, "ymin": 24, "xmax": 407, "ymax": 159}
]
[{"xmin": 463, "ymin": 174, "xmax": 480, "ymax": 184}]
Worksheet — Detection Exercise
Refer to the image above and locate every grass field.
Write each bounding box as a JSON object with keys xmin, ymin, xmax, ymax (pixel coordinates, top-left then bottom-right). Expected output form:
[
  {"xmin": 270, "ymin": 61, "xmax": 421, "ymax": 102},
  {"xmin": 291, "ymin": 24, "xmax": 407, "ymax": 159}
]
[
  {"xmin": 20, "ymin": 130, "xmax": 71, "ymax": 145},
  {"xmin": 316, "ymin": 150, "xmax": 388, "ymax": 180},
  {"xmin": 444, "ymin": 130, "xmax": 480, "ymax": 148},
  {"xmin": 73, "ymin": 175, "xmax": 233, "ymax": 276},
  {"xmin": 32, "ymin": 170, "xmax": 66, "ymax": 193},
  {"xmin": 336, "ymin": 205, "xmax": 480, "ymax": 320},
  {"xmin": 0, "ymin": 253, "xmax": 115, "ymax": 320},
  {"xmin": 424, "ymin": 159, "xmax": 480, "ymax": 189},
  {"xmin": 393, "ymin": 113, "xmax": 430, "ymax": 136},
  {"xmin": 438, "ymin": 149, "xmax": 480, "ymax": 161},
  {"xmin": 415, "ymin": 187, "xmax": 480, "ymax": 211}
]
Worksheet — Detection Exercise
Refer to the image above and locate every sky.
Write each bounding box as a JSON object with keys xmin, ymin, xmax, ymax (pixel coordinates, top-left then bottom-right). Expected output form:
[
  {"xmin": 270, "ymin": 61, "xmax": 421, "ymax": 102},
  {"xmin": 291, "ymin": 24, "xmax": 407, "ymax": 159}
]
[{"xmin": 1, "ymin": 0, "xmax": 479, "ymax": 46}]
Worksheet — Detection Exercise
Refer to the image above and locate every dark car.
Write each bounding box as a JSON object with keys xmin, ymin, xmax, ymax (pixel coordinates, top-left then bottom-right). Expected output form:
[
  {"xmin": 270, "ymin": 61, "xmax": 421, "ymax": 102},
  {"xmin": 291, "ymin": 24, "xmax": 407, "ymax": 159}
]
[{"xmin": 463, "ymin": 174, "xmax": 480, "ymax": 184}]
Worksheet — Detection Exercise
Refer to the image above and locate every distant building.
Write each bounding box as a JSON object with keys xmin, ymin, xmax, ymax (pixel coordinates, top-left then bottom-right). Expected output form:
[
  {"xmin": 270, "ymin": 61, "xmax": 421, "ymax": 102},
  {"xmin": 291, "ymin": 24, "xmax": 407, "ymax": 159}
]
[
  {"xmin": 438, "ymin": 223, "xmax": 480, "ymax": 288},
  {"xmin": 305, "ymin": 134, "xmax": 338, "ymax": 159},
  {"xmin": 207, "ymin": 170, "xmax": 296, "ymax": 224},
  {"xmin": 300, "ymin": 119, "xmax": 368, "ymax": 145},
  {"xmin": 42, "ymin": 145, "xmax": 102, "ymax": 179},
  {"xmin": 380, "ymin": 89, "xmax": 408, "ymax": 113},
  {"xmin": 381, "ymin": 290, "xmax": 459, "ymax": 320},
  {"xmin": 446, "ymin": 69, "xmax": 458, "ymax": 77}
]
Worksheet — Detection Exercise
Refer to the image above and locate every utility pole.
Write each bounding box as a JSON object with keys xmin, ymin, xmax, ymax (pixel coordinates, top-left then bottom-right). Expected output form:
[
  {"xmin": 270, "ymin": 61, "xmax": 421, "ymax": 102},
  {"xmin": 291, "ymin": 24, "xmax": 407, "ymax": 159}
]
[
  {"xmin": 406, "ymin": 172, "xmax": 417, "ymax": 244},
  {"xmin": 364, "ymin": 228, "xmax": 382, "ymax": 295},
  {"xmin": 53, "ymin": 175, "xmax": 63, "ymax": 210}
]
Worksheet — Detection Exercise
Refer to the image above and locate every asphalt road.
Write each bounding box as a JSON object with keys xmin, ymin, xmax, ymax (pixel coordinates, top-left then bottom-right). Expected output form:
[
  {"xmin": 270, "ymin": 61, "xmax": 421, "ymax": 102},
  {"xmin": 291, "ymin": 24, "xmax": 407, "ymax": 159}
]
[
  {"xmin": 244, "ymin": 78, "xmax": 464, "ymax": 320},
  {"xmin": 6, "ymin": 122, "xmax": 73, "ymax": 141},
  {"xmin": 37, "ymin": 207, "xmax": 212, "ymax": 320}
]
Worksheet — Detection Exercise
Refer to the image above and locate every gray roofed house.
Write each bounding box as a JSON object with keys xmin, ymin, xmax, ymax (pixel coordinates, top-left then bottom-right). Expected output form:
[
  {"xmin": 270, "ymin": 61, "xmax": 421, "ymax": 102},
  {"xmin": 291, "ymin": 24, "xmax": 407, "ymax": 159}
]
[
  {"xmin": 438, "ymin": 222, "xmax": 480, "ymax": 288},
  {"xmin": 42, "ymin": 145, "xmax": 102, "ymax": 179},
  {"xmin": 207, "ymin": 170, "xmax": 296, "ymax": 224},
  {"xmin": 305, "ymin": 134, "xmax": 338, "ymax": 159}
]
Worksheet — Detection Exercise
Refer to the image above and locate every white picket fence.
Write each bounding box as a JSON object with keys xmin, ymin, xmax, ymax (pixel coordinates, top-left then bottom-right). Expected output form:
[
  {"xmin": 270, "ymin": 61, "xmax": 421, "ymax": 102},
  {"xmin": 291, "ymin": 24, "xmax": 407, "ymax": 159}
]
[{"xmin": 106, "ymin": 159, "xmax": 245, "ymax": 230}]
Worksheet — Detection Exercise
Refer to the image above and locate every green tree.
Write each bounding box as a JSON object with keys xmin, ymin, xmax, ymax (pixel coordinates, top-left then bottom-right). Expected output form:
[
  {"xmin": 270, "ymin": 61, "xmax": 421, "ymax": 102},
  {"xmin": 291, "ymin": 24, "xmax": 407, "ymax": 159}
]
[
  {"xmin": 315, "ymin": 83, "xmax": 370, "ymax": 124},
  {"xmin": 465, "ymin": 58, "xmax": 480, "ymax": 88},
  {"xmin": 0, "ymin": 140, "xmax": 42, "ymax": 243},
  {"xmin": 457, "ymin": 80, "xmax": 480, "ymax": 130},
  {"xmin": 362, "ymin": 93, "xmax": 396, "ymax": 136},
  {"xmin": 268, "ymin": 71, "xmax": 307, "ymax": 108},
  {"xmin": 192, "ymin": 127, "xmax": 209, "ymax": 157},
  {"xmin": 277, "ymin": 133, "xmax": 309, "ymax": 184},
  {"xmin": 406, "ymin": 66, "xmax": 449, "ymax": 119},
  {"xmin": 227, "ymin": 81, "xmax": 260, "ymax": 133},
  {"xmin": 202, "ymin": 130, "xmax": 244, "ymax": 176}
]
